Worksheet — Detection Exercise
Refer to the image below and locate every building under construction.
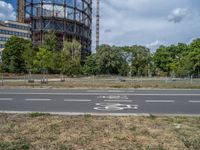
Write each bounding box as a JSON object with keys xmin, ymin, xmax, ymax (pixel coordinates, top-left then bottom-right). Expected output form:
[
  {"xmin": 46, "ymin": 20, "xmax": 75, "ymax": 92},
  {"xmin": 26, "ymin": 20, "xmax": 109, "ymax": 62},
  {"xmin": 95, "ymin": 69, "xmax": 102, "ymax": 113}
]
[{"xmin": 18, "ymin": 0, "xmax": 92, "ymax": 58}]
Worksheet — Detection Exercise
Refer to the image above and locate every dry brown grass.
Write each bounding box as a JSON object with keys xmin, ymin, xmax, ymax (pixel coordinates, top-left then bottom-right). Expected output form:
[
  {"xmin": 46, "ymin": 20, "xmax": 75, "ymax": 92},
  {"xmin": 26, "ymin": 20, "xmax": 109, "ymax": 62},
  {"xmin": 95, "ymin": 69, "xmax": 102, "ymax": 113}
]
[
  {"xmin": 0, "ymin": 113, "xmax": 200, "ymax": 150},
  {"xmin": 1, "ymin": 79, "xmax": 200, "ymax": 89}
]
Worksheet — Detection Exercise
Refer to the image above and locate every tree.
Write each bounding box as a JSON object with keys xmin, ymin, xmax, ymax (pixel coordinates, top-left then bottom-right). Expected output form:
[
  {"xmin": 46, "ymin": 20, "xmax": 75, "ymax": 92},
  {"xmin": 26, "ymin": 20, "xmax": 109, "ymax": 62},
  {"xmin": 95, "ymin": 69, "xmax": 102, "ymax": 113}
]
[
  {"xmin": 96, "ymin": 45, "xmax": 128, "ymax": 75},
  {"xmin": 83, "ymin": 54, "xmax": 98, "ymax": 75},
  {"xmin": 23, "ymin": 42, "xmax": 35, "ymax": 74},
  {"xmin": 153, "ymin": 46, "xmax": 172, "ymax": 76},
  {"xmin": 123, "ymin": 45, "xmax": 151, "ymax": 76},
  {"xmin": 33, "ymin": 48, "xmax": 53, "ymax": 73},
  {"xmin": 2, "ymin": 36, "xmax": 32, "ymax": 73},
  {"xmin": 42, "ymin": 32, "xmax": 56, "ymax": 51},
  {"xmin": 154, "ymin": 43, "xmax": 190, "ymax": 77},
  {"xmin": 60, "ymin": 40, "xmax": 82, "ymax": 76}
]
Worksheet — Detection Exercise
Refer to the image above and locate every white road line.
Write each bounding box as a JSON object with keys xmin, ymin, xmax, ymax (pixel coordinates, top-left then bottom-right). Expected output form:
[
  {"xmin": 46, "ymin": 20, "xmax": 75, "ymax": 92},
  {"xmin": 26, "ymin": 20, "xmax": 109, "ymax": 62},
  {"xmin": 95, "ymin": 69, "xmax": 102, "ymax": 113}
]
[
  {"xmin": 146, "ymin": 100, "xmax": 175, "ymax": 103},
  {"xmin": 87, "ymin": 90, "xmax": 126, "ymax": 93},
  {"xmin": 104, "ymin": 100, "xmax": 133, "ymax": 102},
  {"xmin": 0, "ymin": 98, "xmax": 13, "ymax": 101},
  {"xmin": 1, "ymin": 92, "xmax": 200, "ymax": 96},
  {"xmin": 25, "ymin": 99, "xmax": 52, "ymax": 101},
  {"xmin": 64, "ymin": 99, "xmax": 91, "ymax": 102},
  {"xmin": 189, "ymin": 100, "xmax": 200, "ymax": 103}
]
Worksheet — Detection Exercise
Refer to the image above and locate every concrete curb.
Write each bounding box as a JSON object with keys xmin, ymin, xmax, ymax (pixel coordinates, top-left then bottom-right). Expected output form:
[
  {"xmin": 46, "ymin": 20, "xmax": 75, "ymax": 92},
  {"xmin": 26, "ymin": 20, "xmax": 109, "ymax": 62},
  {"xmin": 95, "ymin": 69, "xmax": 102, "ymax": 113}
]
[{"xmin": 1, "ymin": 111, "xmax": 200, "ymax": 117}]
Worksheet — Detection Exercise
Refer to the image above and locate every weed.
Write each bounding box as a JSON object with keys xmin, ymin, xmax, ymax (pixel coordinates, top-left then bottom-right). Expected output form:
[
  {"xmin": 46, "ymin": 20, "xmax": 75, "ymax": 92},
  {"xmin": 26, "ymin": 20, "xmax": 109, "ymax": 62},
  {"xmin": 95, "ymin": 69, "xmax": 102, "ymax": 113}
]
[
  {"xmin": 149, "ymin": 114, "xmax": 157, "ymax": 120},
  {"xmin": 129, "ymin": 126, "xmax": 137, "ymax": 131},
  {"xmin": 145, "ymin": 144, "xmax": 167, "ymax": 150},
  {"xmin": 84, "ymin": 113, "xmax": 92, "ymax": 118},
  {"xmin": 0, "ymin": 139, "xmax": 31, "ymax": 150},
  {"xmin": 28, "ymin": 112, "xmax": 50, "ymax": 118}
]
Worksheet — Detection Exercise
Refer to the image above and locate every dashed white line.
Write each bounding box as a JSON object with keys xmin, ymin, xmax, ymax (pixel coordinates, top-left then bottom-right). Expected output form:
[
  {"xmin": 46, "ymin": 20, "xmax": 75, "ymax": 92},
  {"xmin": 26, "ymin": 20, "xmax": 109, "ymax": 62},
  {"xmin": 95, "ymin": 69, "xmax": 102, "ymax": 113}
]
[
  {"xmin": 146, "ymin": 100, "xmax": 175, "ymax": 103},
  {"xmin": 104, "ymin": 100, "xmax": 133, "ymax": 102},
  {"xmin": 1, "ymin": 92, "xmax": 200, "ymax": 96},
  {"xmin": 64, "ymin": 99, "xmax": 91, "ymax": 102},
  {"xmin": 189, "ymin": 100, "xmax": 200, "ymax": 103},
  {"xmin": 0, "ymin": 98, "xmax": 13, "ymax": 101},
  {"xmin": 25, "ymin": 99, "xmax": 52, "ymax": 101}
]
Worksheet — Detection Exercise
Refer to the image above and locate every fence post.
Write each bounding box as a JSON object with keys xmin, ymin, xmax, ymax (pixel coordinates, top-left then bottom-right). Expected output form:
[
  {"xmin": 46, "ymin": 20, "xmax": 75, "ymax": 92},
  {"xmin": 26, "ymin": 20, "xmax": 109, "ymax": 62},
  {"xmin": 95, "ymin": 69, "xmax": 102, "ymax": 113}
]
[
  {"xmin": 190, "ymin": 75, "xmax": 193, "ymax": 84},
  {"xmin": 1, "ymin": 73, "xmax": 3, "ymax": 86}
]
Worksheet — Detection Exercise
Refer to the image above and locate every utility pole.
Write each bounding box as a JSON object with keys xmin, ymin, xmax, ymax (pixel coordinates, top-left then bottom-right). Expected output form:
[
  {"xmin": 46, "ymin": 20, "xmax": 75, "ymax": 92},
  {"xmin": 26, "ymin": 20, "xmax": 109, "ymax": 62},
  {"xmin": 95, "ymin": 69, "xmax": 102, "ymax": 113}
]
[{"xmin": 96, "ymin": 0, "xmax": 100, "ymax": 51}]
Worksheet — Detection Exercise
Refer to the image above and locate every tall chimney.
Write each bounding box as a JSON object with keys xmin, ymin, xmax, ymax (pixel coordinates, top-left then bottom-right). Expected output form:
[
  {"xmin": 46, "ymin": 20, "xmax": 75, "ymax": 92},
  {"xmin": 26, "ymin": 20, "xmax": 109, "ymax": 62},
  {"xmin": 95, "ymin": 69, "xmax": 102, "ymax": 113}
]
[
  {"xmin": 17, "ymin": 0, "xmax": 25, "ymax": 23},
  {"xmin": 96, "ymin": 0, "xmax": 100, "ymax": 51}
]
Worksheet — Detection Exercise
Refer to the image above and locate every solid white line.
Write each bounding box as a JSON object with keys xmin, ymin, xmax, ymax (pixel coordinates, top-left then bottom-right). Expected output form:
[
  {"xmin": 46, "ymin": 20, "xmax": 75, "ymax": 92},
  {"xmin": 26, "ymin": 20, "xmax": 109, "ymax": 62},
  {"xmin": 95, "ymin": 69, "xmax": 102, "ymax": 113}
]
[
  {"xmin": 64, "ymin": 99, "xmax": 91, "ymax": 102},
  {"xmin": 189, "ymin": 100, "xmax": 200, "ymax": 103},
  {"xmin": 25, "ymin": 99, "xmax": 52, "ymax": 101},
  {"xmin": 0, "ymin": 98, "xmax": 13, "ymax": 101},
  {"xmin": 104, "ymin": 100, "xmax": 133, "ymax": 102},
  {"xmin": 146, "ymin": 100, "xmax": 175, "ymax": 103}
]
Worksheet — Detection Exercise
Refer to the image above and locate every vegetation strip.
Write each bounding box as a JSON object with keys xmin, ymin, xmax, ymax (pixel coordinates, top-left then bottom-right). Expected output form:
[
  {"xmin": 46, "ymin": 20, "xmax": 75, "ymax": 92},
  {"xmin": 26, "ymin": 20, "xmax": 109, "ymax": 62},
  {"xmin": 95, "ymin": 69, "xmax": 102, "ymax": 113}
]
[{"xmin": 0, "ymin": 113, "xmax": 200, "ymax": 150}]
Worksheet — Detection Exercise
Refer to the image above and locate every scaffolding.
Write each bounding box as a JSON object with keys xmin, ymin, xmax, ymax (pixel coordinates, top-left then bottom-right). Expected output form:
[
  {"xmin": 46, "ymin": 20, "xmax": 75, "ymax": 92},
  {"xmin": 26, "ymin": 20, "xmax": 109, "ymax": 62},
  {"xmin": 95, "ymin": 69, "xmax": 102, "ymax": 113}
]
[{"xmin": 18, "ymin": 0, "xmax": 92, "ymax": 59}]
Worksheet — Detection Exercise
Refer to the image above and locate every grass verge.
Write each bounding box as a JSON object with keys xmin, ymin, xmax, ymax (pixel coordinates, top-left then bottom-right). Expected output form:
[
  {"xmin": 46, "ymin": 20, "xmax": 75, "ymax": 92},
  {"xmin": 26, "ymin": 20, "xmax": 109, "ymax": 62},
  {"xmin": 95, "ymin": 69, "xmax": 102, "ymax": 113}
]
[{"xmin": 0, "ymin": 114, "xmax": 200, "ymax": 150}]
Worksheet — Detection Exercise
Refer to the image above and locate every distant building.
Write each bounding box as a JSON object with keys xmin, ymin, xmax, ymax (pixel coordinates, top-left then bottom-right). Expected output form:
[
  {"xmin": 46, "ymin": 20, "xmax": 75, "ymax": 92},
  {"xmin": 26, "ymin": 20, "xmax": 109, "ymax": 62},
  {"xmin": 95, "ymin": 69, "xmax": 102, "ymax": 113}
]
[{"xmin": 0, "ymin": 20, "xmax": 31, "ymax": 62}]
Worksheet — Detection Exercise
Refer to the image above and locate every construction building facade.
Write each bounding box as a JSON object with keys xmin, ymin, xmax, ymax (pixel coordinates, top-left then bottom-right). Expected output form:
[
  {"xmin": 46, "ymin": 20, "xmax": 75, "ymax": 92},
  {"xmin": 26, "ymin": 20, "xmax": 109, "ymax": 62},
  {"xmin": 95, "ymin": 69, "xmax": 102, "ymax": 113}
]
[{"xmin": 18, "ymin": 0, "xmax": 92, "ymax": 58}]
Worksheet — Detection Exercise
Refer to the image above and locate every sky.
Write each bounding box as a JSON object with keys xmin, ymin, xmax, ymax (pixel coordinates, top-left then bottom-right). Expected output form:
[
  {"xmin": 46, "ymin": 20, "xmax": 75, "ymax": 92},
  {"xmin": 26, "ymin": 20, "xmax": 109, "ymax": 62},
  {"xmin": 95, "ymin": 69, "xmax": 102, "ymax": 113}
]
[{"xmin": 1, "ymin": 0, "xmax": 200, "ymax": 52}]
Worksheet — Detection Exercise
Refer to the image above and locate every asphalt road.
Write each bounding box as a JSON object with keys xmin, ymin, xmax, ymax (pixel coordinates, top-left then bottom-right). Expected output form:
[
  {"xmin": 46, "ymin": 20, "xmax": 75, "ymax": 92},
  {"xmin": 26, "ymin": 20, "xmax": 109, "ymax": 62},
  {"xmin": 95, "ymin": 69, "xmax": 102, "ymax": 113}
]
[{"xmin": 0, "ymin": 88, "xmax": 200, "ymax": 116}]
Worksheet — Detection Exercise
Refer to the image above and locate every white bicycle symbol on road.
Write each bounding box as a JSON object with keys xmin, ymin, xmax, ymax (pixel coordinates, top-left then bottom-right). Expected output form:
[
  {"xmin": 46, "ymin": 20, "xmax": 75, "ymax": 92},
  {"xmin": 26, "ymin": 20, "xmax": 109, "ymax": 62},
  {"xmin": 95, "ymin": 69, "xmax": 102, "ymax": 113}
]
[{"xmin": 94, "ymin": 103, "xmax": 138, "ymax": 111}]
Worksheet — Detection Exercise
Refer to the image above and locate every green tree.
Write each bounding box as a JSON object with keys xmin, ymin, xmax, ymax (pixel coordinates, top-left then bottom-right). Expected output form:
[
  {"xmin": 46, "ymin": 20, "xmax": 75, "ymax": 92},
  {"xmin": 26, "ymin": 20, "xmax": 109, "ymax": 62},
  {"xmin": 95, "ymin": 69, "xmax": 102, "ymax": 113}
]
[
  {"xmin": 42, "ymin": 32, "xmax": 56, "ymax": 51},
  {"xmin": 60, "ymin": 40, "xmax": 82, "ymax": 76},
  {"xmin": 153, "ymin": 45, "xmax": 172, "ymax": 76},
  {"xmin": 23, "ymin": 42, "xmax": 35, "ymax": 74},
  {"xmin": 2, "ymin": 36, "xmax": 32, "ymax": 73},
  {"xmin": 33, "ymin": 48, "xmax": 53, "ymax": 73},
  {"xmin": 83, "ymin": 54, "xmax": 98, "ymax": 75},
  {"xmin": 124, "ymin": 45, "xmax": 151, "ymax": 76},
  {"xmin": 187, "ymin": 38, "xmax": 200, "ymax": 76},
  {"xmin": 154, "ymin": 43, "xmax": 189, "ymax": 77},
  {"xmin": 96, "ymin": 45, "xmax": 128, "ymax": 75}
]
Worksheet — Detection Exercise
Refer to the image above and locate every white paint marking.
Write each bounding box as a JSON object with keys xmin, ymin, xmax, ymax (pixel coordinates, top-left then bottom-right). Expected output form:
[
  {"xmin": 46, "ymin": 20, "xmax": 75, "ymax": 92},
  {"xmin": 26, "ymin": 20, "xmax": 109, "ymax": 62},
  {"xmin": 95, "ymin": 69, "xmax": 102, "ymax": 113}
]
[
  {"xmin": 0, "ymin": 98, "xmax": 13, "ymax": 101},
  {"xmin": 64, "ymin": 99, "xmax": 91, "ymax": 102},
  {"xmin": 97, "ymin": 95, "xmax": 128, "ymax": 99},
  {"xmin": 94, "ymin": 103, "xmax": 138, "ymax": 111},
  {"xmin": 25, "ymin": 99, "xmax": 52, "ymax": 101},
  {"xmin": 189, "ymin": 100, "xmax": 200, "ymax": 103},
  {"xmin": 104, "ymin": 100, "xmax": 132, "ymax": 102},
  {"xmin": 1, "ymin": 92, "xmax": 200, "ymax": 96},
  {"xmin": 146, "ymin": 100, "xmax": 175, "ymax": 103},
  {"xmin": 88, "ymin": 90, "xmax": 125, "ymax": 93}
]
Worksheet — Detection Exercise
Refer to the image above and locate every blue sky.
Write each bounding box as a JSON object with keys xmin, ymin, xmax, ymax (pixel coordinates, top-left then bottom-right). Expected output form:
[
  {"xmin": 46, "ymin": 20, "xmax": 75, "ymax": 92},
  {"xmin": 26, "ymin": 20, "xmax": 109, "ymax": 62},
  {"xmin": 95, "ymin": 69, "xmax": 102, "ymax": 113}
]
[{"xmin": 1, "ymin": 0, "xmax": 200, "ymax": 51}]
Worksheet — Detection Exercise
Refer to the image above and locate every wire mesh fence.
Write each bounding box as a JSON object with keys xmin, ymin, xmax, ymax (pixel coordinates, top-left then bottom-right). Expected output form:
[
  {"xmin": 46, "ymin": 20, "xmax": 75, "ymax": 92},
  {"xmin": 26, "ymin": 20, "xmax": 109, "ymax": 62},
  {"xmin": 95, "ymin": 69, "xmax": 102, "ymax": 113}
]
[{"xmin": 0, "ymin": 74, "xmax": 200, "ymax": 88}]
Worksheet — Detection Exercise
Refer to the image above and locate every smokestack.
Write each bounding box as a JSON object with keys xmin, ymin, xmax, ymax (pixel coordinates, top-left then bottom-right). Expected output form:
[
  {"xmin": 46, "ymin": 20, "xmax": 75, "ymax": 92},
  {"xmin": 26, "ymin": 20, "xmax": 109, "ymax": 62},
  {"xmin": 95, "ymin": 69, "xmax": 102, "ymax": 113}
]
[
  {"xmin": 17, "ymin": 0, "xmax": 25, "ymax": 23},
  {"xmin": 96, "ymin": 0, "xmax": 100, "ymax": 51}
]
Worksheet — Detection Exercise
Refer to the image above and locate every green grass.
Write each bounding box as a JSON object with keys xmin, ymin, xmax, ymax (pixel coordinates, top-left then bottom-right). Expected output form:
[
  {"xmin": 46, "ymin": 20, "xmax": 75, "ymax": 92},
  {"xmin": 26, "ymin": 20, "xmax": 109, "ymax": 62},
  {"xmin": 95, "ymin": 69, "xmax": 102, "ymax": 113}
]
[{"xmin": 28, "ymin": 112, "xmax": 50, "ymax": 118}]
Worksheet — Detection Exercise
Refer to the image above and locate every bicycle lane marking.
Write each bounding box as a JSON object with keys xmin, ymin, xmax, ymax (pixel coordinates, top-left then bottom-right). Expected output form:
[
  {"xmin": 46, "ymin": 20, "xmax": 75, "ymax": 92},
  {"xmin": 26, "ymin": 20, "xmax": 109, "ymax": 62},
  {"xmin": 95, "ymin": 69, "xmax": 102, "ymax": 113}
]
[{"xmin": 93, "ymin": 103, "xmax": 138, "ymax": 111}]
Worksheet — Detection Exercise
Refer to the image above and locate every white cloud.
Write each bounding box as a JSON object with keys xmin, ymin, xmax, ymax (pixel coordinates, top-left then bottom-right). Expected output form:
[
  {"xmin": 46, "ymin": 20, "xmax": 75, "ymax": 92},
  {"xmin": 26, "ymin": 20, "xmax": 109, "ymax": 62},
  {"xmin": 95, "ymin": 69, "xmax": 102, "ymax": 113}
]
[
  {"xmin": 168, "ymin": 8, "xmax": 189, "ymax": 23},
  {"xmin": 91, "ymin": 0, "xmax": 200, "ymax": 52},
  {"xmin": 146, "ymin": 40, "xmax": 165, "ymax": 49},
  {"xmin": 0, "ymin": 1, "xmax": 16, "ymax": 21}
]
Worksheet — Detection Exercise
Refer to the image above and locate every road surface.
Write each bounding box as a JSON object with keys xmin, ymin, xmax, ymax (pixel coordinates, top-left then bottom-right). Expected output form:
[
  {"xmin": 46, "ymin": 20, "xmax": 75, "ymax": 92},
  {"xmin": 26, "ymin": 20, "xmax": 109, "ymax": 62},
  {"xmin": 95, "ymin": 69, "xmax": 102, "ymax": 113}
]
[{"xmin": 0, "ymin": 88, "xmax": 200, "ymax": 116}]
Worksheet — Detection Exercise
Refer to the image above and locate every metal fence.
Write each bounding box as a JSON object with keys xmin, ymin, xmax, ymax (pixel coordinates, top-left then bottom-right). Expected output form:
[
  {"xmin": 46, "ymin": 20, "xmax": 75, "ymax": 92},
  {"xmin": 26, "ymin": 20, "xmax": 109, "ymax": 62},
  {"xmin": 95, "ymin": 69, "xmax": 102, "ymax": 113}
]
[{"xmin": 0, "ymin": 74, "xmax": 199, "ymax": 88}]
